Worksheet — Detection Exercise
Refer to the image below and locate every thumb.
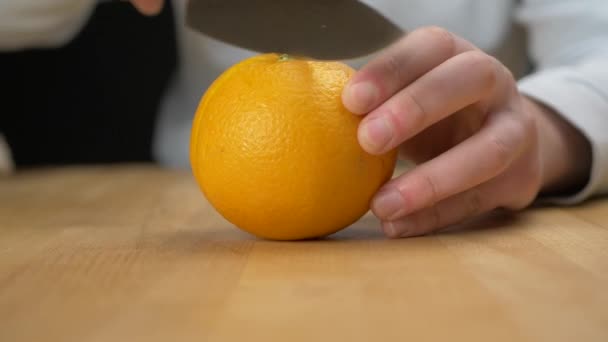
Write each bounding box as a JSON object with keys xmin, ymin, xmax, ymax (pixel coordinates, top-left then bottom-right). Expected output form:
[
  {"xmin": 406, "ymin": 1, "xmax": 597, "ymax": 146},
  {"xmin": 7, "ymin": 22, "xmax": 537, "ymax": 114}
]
[{"xmin": 129, "ymin": 0, "xmax": 164, "ymax": 16}]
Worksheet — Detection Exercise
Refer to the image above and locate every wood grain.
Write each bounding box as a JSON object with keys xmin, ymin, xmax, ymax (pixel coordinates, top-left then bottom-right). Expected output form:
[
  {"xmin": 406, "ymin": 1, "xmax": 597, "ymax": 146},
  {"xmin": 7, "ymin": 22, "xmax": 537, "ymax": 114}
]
[{"xmin": 1, "ymin": 165, "xmax": 607, "ymax": 342}]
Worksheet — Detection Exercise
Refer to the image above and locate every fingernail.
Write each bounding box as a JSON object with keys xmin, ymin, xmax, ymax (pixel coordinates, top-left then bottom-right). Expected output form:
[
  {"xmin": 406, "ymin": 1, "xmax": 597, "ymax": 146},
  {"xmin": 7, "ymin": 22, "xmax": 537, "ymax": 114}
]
[
  {"xmin": 343, "ymin": 81, "xmax": 379, "ymax": 114},
  {"xmin": 372, "ymin": 189, "xmax": 404, "ymax": 220},
  {"xmin": 359, "ymin": 117, "xmax": 393, "ymax": 153}
]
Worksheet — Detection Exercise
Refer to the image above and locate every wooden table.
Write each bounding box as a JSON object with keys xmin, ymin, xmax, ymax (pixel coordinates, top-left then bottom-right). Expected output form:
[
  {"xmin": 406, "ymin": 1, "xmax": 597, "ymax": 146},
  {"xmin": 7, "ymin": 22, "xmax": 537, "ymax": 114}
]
[{"xmin": 1, "ymin": 165, "xmax": 608, "ymax": 342}]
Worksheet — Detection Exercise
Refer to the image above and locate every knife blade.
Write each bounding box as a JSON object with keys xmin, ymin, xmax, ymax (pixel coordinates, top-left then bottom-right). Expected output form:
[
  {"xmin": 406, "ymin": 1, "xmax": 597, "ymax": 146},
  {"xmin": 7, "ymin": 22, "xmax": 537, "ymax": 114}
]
[{"xmin": 185, "ymin": 0, "xmax": 405, "ymax": 60}]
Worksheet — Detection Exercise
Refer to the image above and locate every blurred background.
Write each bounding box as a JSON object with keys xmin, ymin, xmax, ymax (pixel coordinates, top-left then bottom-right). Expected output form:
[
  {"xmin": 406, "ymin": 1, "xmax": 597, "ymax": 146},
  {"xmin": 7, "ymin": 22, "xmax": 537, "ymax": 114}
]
[{"xmin": 0, "ymin": 0, "xmax": 530, "ymax": 174}]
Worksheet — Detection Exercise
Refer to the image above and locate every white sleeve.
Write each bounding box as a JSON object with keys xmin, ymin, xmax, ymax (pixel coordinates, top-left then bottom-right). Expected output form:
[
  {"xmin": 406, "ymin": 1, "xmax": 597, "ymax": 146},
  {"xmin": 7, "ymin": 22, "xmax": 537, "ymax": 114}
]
[
  {"xmin": 516, "ymin": 0, "xmax": 608, "ymax": 204},
  {"xmin": 0, "ymin": 0, "xmax": 96, "ymax": 51}
]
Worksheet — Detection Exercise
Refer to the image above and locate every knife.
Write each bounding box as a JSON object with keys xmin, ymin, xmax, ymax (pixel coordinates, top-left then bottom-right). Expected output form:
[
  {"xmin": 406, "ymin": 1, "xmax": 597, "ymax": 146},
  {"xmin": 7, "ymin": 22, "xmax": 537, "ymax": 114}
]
[{"xmin": 185, "ymin": 0, "xmax": 405, "ymax": 60}]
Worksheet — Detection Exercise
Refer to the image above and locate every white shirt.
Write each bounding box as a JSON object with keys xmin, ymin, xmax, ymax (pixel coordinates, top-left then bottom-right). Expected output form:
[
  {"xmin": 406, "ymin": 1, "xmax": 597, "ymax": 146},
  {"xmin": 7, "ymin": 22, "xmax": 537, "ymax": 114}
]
[{"xmin": 2, "ymin": 0, "xmax": 608, "ymax": 203}]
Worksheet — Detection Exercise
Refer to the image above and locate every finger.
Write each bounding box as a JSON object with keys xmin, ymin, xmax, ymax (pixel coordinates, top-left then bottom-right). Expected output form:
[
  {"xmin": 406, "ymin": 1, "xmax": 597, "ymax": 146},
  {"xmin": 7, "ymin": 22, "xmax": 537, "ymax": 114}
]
[
  {"xmin": 343, "ymin": 26, "xmax": 477, "ymax": 114},
  {"xmin": 129, "ymin": 0, "xmax": 164, "ymax": 15},
  {"xmin": 382, "ymin": 156, "xmax": 540, "ymax": 239},
  {"xmin": 381, "ymin": 184, "xmax": 496, "ymax": 238},
  {"xmin": 371, "ymin": 111, "xmax": 532, "ymax": 221},
  {"xmin": 358, "ymin": 51, "xmax": 511, "ymax": 154}
]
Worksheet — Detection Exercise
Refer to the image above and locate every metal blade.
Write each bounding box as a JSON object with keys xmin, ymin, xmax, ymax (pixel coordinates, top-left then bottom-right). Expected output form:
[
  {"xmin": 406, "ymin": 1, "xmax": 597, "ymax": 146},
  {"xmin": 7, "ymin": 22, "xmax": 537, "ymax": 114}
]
[{"xmin": 185, "ymin": 0, "xmax": 404, "ymax": 60}]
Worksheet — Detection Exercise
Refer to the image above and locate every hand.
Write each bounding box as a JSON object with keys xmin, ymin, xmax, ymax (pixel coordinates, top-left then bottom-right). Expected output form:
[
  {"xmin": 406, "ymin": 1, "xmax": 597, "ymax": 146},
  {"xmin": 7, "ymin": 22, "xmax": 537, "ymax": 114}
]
[
  {"xmin": 129, "ymin": 0, "xmax": 164, "ymax": 15},
  {"xmin": 342, "ymin": 27, "xmax": 591, "ymax": 238}
]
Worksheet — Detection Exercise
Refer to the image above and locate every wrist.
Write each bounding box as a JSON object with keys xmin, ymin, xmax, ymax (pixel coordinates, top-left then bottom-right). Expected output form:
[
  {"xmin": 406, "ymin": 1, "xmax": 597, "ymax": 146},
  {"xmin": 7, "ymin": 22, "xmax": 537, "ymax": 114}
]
[{"xmin": 524, "ymin": 96, "xmax": 592, "ymax": 196}]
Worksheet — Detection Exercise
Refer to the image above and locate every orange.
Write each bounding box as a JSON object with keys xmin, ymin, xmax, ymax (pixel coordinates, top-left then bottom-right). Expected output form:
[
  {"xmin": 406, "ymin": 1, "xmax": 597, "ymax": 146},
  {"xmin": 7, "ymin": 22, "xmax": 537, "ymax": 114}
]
[{"xmin": 190, "ymin": 53, "xmax": 397, "ymax": 240}]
